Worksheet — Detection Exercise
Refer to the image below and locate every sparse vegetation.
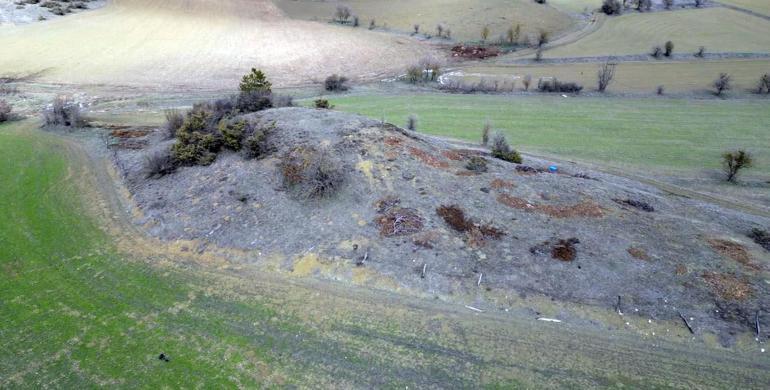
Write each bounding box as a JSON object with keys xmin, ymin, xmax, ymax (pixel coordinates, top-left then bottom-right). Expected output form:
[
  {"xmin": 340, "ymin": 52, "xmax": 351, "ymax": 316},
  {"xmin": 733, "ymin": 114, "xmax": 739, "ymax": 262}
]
[
  {"xmin": 407, "ymin": 114, "xmax": 418, "ymax": 131},
  {"xmin": 481, "ymin": 25, "xmax": 490, "ymax": 42},
  {"xmin": 522, "ymin": 74, "xmax": 532, "ymax": 91},
  {"xmin": 490, "ymin": 132, "xmax": 522, "ymax": 163},
  {"xmin": 664, "ymin": 41, "xmax": 674, "ymax": 57},
  {"xmin": 651, "ymin": 46, "xmax": 663, "ymax": 59},
  {"xmin": 756, "ymin": 74, "xmax": 770, "ymax": 94},
  {"xmin": 315, "ymin": 99, "xmax": 333, "ymax": 109},
  {"xmin": 721, "ymin": 149, "xmax": 752, "ymax": 182},
  {"xmin": 507, "ymin": 24, "xmax": 521, "ymax": 45},
  {"xmin": 0, "ymin": 100, "xmax": 11, "ymax": 123},
  {"xmin": 537, "ymin": 78, "xmax": 583, "ymax": 93},
  {"xmin": 748, "ymin": 228, "xmax": 770, "ymax": 252},
  {"xmin": 465, "ymin": 156, "xmax": 488, "ymax": 172},
  {"xmin": 482, "ymin": 120, "xmax": 491, "ymax": 145},
  {"xmin": 695, "ymin": 46, "xmax": 706, "ymax": 57}
]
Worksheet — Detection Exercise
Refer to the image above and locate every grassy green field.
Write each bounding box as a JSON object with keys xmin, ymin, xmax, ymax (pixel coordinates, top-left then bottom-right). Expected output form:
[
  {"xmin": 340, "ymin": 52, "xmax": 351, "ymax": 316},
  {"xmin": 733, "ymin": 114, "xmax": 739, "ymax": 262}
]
[
  {"xmin": 458, "ymin": 59, "xmax": 770, "ymax": 94},
  {"xmin": 328, "ymin": 93, "xmax": 770, "ymax": 174},
  {"xmin": 546, "ymin": 7, "xmax": 770, "ymax": 57},
  {"xmin": 718, "ymin": 0, "xmax": 770, "ymax": 16},
  {"xmin": 273, "ymin": 0, "xmax": 574, "ymax": 42}
]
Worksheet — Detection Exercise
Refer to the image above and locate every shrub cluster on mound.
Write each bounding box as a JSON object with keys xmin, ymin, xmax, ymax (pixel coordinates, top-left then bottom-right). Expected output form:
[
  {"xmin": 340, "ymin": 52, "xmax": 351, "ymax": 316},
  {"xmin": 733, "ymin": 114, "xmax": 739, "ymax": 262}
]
[{"xmin": 145, "ymin": 70, "xmax": 290, "ymax": 177}]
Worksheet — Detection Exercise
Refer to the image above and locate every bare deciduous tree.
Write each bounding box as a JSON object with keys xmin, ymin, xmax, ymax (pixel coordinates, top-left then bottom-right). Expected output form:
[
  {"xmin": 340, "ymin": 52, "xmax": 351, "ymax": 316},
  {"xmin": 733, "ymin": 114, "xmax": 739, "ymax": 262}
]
[
  {"xmin": 597, "ymin": 60, "xmax": 617, "ymax": 92},
  {"xmin": 481, "ymin": 25, "xmax": 490, "ymax": 41}
]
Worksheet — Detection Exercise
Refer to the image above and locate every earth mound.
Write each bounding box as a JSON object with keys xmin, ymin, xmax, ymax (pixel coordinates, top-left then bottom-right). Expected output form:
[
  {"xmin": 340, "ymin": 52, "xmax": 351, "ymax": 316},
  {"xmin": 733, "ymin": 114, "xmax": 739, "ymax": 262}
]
[{"xmin": 114, "ymin": 107, "xmax": 769, "ymax": 342}]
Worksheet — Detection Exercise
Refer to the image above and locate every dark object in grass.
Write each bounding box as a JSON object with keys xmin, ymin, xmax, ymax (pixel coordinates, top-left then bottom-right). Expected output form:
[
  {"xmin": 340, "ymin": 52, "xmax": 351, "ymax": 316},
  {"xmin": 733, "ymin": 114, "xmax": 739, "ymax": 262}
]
[
  {"xmin": 613, "ymin": 198, "xmax": 654, "ymax": 212},
  {"xmin": 748, "ymin": 228, "xmax": 770, "ymax": 252},
  {"xmin": 158, "ymin": 353, "xmax": 170, "ymax": 362}
]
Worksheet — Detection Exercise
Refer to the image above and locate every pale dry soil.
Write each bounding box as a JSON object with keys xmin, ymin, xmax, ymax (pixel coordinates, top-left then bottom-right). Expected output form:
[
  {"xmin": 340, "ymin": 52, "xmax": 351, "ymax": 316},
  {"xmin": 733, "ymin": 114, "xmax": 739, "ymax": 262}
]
[{"xmin": 0, "ymin": 0, "xmax": 434, "ymax": 90}]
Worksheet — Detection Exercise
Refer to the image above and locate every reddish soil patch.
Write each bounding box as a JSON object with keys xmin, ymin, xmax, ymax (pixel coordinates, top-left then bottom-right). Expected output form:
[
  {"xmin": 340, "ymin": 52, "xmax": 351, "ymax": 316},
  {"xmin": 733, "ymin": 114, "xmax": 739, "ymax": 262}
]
[
  {"xmin": 702, "ymin": 272, "xmax": 753, "ymax": 301},
  {"xmin": 490, "ymin": 179, "xmax": 515, "ymax": 190},
  {"xmin": 675, "ymin": 264, "xmax": 688, "ymax": 275},
  {"xmin": 451, "ymin": 45, "xmax": 500, "ymax": 59},
  {"xmin": 111, "ymin": 129, "xmax": 151, "ymax": 139},
  {"xmin": 707, "ymin": 239, "xmax": 759, "ymax": 271},
  {"xmin": 455, "ymin": 170, "xmax": 478, "ymax": 177},
  {"xmin": 497, "ymin": 194, "xmax": 603, "ymax": 218},
  {"xmin": 627, "ymin": 247, "xmax": 650, "ymax": 261},
  {"xmin": 441, "ymin": 150, "xmax": 466, "ymax": 161},
  {"xmin": 408, "ymin": 147, "xmax": 449, "ymax": 169},
  {"xmin": 383, "ymin": 136, "xmax": 404, "ymax": 147}
]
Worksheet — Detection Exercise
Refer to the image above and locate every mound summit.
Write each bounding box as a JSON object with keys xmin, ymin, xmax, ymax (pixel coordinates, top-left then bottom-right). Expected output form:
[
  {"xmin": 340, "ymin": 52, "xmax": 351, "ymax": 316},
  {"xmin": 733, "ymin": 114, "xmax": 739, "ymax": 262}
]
[{"xmin": 114, "ymin": 107, "xmax": 769, "ymax": 342}]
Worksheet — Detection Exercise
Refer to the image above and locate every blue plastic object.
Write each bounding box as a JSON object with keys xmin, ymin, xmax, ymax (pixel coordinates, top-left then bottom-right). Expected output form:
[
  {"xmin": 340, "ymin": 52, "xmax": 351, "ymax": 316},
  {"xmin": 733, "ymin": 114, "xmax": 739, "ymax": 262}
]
[{"xmin": 548, "ymin": 165, "xmax": 558, "ymax": 173}]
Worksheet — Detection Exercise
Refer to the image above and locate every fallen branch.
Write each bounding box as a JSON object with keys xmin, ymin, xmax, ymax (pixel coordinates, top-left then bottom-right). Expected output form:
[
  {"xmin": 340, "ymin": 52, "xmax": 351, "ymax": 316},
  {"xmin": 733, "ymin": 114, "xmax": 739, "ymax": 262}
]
[
  {"xmin": 678, "ymin": 311, "xmax": 694, "ymax": 334},
  {"xmin": 757, "ymin": 310, "xmax": 761, "ymax": 338},
  {"xmin": 537, "ymin": 317, "xmax": 562, "ymax": 323},
  {"xmin": 465, "ymin": 305, "xmax": 484, "ymax": 313},
  {"xmin": 356, "ymin": 250, "xmax": 368, "ymax": 267},
  {"xmin": 421, "ymin": 263, "xmax": 427, "ymax": 279},
  {"xmin": 477, "ymin": 273, "xmax": 483, "ymax": 287}
]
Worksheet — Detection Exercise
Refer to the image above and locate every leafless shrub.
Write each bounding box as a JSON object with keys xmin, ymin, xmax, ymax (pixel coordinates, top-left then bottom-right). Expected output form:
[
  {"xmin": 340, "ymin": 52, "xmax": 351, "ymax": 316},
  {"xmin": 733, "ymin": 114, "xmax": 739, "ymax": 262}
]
[
  {"xmin": 663, "ymin": 0, "xmax": 674, "ymax": 9},
  {"xmin": 143, "ymin": 147, "xmax": 177, "ymax": 178},
  {"xmin": 534, "ymin": 48, "xmax": 543, "ymax": 62},
  {"xmin": 43, "ymin": 95, "xmax": 87, "ymax": 127},
  {"xmin": 656, "ymin": 85, "xmax": 665, "ymax": 95},
  {"xmin": 465, "ymin": 156, "xmax": 488, "ymax": 172},
  {"xmin": 522, "ymin": 74, "xmax": 532, "ymax": 91},
  {"xmin": 324, "ymin": 74, "xmax": 349, "ymax": 92},
  {"xmin": 163, "ymin": 109, "xmax": 184, "ymax": 139},
  {"xmin": 597, "ymin": 60, "xmax": 616, "ymax": 92},
  {"xmin": 651, "ymin": 46, "xmax": 663, "ymax": 59},
  {"xmin": 334, "ymin": 5, "xmax": 351, "ymax": 24},
  {"xmin": 280, "ymin": 147, "xmax": 345, "ymax": 200},
  {"xmin": 695, "ymin": 46, "xmax": 706, "ymax": 58},
  {"xmin": 407, "ymin": 114, "xmax": 418, "ymax": 131},
  {"xmin": 713, "ymin": 73, "xmax": 731, "ymax": 96}
]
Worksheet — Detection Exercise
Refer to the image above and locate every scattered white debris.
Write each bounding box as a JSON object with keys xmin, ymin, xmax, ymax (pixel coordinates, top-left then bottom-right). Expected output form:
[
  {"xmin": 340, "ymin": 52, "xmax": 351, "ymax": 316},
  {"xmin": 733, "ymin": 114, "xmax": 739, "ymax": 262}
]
[
  {"xmin": 465, "ymin": 305, "xmax": 484, "ymax": 313},
  {"xmin": 762, "ymin": 348, "xmax": 766, "ymax": 353},
  {"xmin": 537, "ymin": 317, "xmax": 562, "ymax": 323}
]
